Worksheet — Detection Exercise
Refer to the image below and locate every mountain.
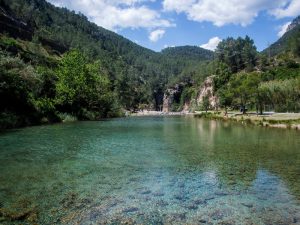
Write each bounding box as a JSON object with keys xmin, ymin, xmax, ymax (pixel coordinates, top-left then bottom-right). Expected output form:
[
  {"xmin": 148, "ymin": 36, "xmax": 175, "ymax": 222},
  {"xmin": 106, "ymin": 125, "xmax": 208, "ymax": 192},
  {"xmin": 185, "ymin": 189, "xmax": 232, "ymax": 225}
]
[
  {"xmin": 161, "ymin": 46, "xmax": 213, "ymax": 61},
  {"xmin": 1, "ymin": 0, "xmax": 300, "ymax": 130},
  {"xmin": 0, "ymin": 0, "xmax": 212, "ymax": 70},
  {"xmin": 263, "ymin": 15, "xmax": 300, "ymax": 57},
  {"xmin": 0, "ymin": 0, "xmax": 216, "ymax": 128},
  {"xmin": 0, "ymin": 0, "xmax": 213, "ymax": 110}
]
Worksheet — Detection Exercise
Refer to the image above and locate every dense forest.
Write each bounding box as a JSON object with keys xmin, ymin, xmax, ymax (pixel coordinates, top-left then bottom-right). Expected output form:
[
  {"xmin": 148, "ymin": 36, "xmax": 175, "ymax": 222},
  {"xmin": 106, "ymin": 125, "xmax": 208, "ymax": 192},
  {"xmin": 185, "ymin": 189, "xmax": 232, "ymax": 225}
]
[
  {"xmin": 0, "ymin": 0, "xmax": 300, "ymax": 129},
  {"xmin": 0, "ymin": 0, "xmax": 212, "ymax": 128}
]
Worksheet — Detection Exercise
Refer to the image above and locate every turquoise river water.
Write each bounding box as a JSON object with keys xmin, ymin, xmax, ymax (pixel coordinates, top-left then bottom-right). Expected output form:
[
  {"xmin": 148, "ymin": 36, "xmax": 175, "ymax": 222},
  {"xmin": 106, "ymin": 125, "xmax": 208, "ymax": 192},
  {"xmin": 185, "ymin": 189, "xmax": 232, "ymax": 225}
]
[{"xmin": 0, "ymin": 116, "xmax": 300, "ymax": 224}]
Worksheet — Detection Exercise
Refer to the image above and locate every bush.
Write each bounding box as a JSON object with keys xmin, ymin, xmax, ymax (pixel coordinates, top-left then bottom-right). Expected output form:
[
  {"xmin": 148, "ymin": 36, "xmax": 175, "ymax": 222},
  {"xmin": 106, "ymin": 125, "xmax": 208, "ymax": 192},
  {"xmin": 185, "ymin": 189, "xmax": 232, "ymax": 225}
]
[
  {"xmin": 58, "ymin": 113, "xmax": 77, "ymax": 123},
  {"xmin": 0, "ymin": 111, "xmax": 19, "ymax": 129}
]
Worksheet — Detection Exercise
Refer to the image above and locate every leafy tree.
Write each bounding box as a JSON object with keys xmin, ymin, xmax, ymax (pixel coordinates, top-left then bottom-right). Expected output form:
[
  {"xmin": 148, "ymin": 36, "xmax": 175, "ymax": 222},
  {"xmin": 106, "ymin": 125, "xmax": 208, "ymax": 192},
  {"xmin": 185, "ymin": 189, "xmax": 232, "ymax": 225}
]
[
  {"xmin": 55, "ymin": 50, "xmax": 114, "ymax": 119},
  {"xmin": 0, "ymin": 52, "xmax": 41, "ymax": 127},
  {"xmin": 213, "ymin": 63, "xmax": 232, "ymax": 91},
  {"xmin": 218, "ymin": 87, "xmax": 234, "ymax": 115},
  {"xmin": 202, "ymin": 95, "xmax": 210, "ymax": 113},
  {"xmin": 226, "ymin": 72, "xmax": 260, "ymax": 114},
  {"xmin": 216, "ymin": 36, "xmax": 257, "ymax": 73}
]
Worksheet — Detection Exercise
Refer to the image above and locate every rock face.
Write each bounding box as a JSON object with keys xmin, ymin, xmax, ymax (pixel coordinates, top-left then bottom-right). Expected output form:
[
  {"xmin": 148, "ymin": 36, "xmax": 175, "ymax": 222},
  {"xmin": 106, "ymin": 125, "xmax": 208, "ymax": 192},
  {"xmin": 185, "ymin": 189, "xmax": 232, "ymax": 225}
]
[
  {"xmin": 0, "ymin": 6, "xmax": 34, "ymax": 40},
  {"xmin": 196, "ymin": 76, "xmax": 218, "ymax": 110},
  {"xmin": 287, "ymin": 16, "xmax": 300, "ymax": 32},
  {"xmin": 162, "ymin": 91, "xmax": 172, "ymax": 113},
  {"xmin": 162, "ymin": 76, "xmax": 218, "ymax": 113},
  {"xmin": 162, "ymin": 84, "xmax": 184, "ymax": 112}
]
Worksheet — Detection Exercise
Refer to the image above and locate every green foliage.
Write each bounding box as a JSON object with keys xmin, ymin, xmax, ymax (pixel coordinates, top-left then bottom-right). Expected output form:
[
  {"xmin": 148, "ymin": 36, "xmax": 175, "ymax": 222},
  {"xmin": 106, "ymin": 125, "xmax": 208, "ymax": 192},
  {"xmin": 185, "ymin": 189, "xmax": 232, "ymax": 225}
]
[
  {"xmin": 1, "ymin": 0, "xmax": 300, "ymax": 129},
  {"xmin": 0, "ymin": 111, "xmax": 19, "ymax": 129},
  {"xmin": 263, "ymin": 16, "xmax": 300, "ymax": 57},
  {"xmin": 202, "ymin": 95, "xmax": 210, "ymax": 112},
  {"xmin": 216, "ymin": 36, "xmax": 257, "ymax": 73},
  {"xmin": 55, "ymin": 50, "xmax": 116, "ymax": 119},
  {"xmin": 58, "ymin": 113, "xmax": 78, "ymax": 123},
  {"xmin": 217, "ymin": 87, "xmax": 234, "ymax": 113},
  {"xmin": 259, "ymin": 78, "xmax": 300, "ymax": 112},
  {"xmin": 161, "ymin": 46, "xmax": 213, "ymax": 61},
  {"xmin": 0, "ymin": 51, "xmax": 41, "ymax": 127},
  {"xmin": 0, "ymin": 36, "xmax": 18, "ymax": 48},
  {"xmin": 0, "ymin": 0, "xmax": 218, "ymax": 112},
  {"xmin": 180, "ymin": 87, "xmax": 196, "ymax": 106},
  {"xmin": 213, "ymin": 63, "xmax": 232, "ymax": 91}
]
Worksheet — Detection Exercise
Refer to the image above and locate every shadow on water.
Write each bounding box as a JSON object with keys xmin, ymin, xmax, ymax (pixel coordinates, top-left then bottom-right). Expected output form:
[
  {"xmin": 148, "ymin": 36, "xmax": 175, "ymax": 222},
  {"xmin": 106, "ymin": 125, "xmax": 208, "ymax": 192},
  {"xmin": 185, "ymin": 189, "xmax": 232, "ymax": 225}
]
[{"xmin": 0, "ymin": 116, "xmax": 299, "ymax": 224}]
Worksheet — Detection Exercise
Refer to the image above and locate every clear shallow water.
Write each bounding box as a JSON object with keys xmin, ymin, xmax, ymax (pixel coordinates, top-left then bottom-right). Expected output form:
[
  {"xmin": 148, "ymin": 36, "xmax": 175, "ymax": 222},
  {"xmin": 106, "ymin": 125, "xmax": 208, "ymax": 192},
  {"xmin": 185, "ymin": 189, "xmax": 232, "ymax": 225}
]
[{"xmin": 0, "ymin": 116, "xmax": 300, "ymax": 224}]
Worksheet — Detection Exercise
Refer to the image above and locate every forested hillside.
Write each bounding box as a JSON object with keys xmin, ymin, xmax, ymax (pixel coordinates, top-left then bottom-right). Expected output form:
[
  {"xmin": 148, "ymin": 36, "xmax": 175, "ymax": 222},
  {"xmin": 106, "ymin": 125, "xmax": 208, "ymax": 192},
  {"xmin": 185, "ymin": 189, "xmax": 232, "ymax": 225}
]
[
  {"xmin": 0, "ymin": 0, "xmax": 299, "ymax": 129},
  {"xmin": 264, "ymin": 16, "xmax": 300, "ymax": 57},
  {"xmin": 0, "ymin": 0, "xmax": 212, "ymax": 128},
  {"xmin": 196, "ymin": 33, "xmax": 300, "ymax": 114}
]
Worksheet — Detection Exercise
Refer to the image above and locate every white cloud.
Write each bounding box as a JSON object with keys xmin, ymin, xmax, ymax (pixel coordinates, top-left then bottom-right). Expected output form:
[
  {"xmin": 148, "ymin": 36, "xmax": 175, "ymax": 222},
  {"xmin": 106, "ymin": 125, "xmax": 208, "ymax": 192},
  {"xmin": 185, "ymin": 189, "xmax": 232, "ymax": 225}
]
[
  {"xmin": 163, "ymin": 0, "xmax": 300, "ymax": 27},
  {"xmin": 149, "ymin": 29, "xmax": 165, "ymax": 42},
  {"xmin": 47, "ymin": 0, "xmax": 174, "ymax": 31},
  {"xmin": 277, "ymin": 21, "xmax": 291, "ymax": 37},
  {"xmin": 200, "ymin": 37, "xmax": 222, "ymax": 51},
  {"xmin": 271, "ymin": 0, "xmax": 300, "ymax": 18}
]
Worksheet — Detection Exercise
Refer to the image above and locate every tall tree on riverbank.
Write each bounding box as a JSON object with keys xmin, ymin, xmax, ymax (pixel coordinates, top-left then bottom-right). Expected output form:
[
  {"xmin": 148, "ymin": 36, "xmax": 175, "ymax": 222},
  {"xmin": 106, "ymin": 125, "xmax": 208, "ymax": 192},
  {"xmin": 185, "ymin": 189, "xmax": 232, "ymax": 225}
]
[{"xmin": 55, "ymin": 50, "xmax": 117, "ymax": 119}]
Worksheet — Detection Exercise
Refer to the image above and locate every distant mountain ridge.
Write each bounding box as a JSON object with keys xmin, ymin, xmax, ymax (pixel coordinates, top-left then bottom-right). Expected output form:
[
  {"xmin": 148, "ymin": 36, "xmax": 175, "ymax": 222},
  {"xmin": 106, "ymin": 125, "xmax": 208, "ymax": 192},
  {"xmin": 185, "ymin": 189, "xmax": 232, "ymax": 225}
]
[
  {"xmin": 161, "ymin": 46, "xmax": 213, "ymax": 61},
  {"xmin": 263, "ymin": 15, "xmax": 300, "ymax": 56},
  {"xmin": 0, "ymin": 0, "xmax": 214, "ymax": 111},
  {"xmin": 287, "ymin": 16, "xmax": 300, "ymax": 32}
]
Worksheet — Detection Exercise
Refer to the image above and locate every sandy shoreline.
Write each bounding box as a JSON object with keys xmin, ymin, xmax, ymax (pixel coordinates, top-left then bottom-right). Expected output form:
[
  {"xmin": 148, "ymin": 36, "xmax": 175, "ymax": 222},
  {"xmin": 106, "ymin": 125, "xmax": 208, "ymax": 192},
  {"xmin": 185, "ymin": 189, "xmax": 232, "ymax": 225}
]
[{"xmin": 131, "ymin": 111, "xmax": 193, "ymax": 116}]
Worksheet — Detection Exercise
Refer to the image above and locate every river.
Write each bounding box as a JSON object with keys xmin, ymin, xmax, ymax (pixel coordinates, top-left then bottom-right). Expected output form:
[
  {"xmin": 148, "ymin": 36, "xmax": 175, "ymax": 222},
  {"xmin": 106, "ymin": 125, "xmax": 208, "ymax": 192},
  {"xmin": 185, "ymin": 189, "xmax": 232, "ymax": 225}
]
[{"xmin": 0, "ymin": 116, "xmax": 299, "ymax": 224}]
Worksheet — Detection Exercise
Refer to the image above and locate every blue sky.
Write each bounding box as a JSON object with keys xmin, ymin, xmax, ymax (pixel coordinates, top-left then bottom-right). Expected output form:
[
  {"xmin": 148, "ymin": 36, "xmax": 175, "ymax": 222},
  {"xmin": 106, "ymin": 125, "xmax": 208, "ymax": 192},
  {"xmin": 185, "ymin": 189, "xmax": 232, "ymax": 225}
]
[{"xmin": 47, "ymin": 0, "xmax": 300, "ymax": 52}]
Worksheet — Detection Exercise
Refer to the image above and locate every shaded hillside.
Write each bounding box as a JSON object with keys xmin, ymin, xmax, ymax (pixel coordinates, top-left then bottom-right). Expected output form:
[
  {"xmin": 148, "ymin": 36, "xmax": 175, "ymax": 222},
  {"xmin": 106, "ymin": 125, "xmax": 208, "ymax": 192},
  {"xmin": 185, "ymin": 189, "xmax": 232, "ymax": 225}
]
[
  {"xmin": 0, "ymin": 0, "xmax": 214, "ymax": 112},
  {"xmin": 0, "ymin": 0, "xmax": 217, "ymax": 128},
  {"xmin": 263, "ymin": 16, "xmax": 300, "ymax": 57}
]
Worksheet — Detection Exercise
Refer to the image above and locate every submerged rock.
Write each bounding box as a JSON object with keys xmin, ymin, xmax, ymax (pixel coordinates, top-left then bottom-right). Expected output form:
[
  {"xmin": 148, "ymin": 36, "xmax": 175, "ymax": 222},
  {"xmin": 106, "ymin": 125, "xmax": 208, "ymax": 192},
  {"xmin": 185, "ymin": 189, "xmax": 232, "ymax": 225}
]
[
  {"xmin": 199, "ymin": 219, "xmax": 207, "ymax": 223},
  {"xmin": 185, "ymin": 203, "xmax": 198, "ymax": 210},
  {"xmin": 152, "ymin": 191, "xmax": 165, "ymax": 197},
  {"xmin": 155, "ymin": 200, "xmax": 169, "ymax": 207},
  {"xmin": 140, "ymin": 190, "xmax": 151, "ymax": 195},
  {"xmin": 167, "ymin": 212, "xmax": 187, "ymax": 222},
  {"xmin": 0, "ymin": 207, "xmax": 38, "ymax": 223},
  {"xmin": 122, "ymin": 207, "xmax": 139, "ymax": 213},
  {"xmin": 241, "ymin": 203, "xmax": 254, "ymax": 208},
  {"xmin": 193, "ymin": 198, "xmax": 207, "ymax": 205}
]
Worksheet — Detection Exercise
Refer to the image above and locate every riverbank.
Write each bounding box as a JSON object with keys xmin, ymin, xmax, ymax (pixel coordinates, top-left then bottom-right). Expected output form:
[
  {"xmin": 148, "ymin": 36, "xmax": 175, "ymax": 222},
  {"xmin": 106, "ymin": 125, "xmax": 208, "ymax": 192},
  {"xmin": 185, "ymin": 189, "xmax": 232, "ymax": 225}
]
[
  {"xmin": 195, "ymin": 111, "xmax": 300, "ymax": 130},
  {"xmin": 130, "ymin": 110, "xmax": 300, "ymax": 130},
  {"xmin": 130, "ymin": 110, "xmax": 192, "ymax": 116}
]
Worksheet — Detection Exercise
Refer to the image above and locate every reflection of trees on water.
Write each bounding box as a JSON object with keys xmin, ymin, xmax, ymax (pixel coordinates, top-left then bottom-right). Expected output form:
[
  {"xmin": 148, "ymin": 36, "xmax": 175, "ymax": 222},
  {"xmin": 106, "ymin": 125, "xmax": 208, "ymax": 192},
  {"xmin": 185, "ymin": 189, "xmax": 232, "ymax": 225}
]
[
  {"xmin": 194, "ymin": 119, "xmax": 258, "ymax": 189},
  {"xmin": 162, "ymin": 117, "xmax": 300, "ymax": 198}
]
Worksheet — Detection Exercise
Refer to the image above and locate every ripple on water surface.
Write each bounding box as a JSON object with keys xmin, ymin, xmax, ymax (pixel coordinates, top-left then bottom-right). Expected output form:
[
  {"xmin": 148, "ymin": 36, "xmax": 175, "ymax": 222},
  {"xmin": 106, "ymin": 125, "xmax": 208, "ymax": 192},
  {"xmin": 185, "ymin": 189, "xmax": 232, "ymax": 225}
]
[{"xmin": 0, "ymin": 117, "xmax": 299, "ymax": 224}]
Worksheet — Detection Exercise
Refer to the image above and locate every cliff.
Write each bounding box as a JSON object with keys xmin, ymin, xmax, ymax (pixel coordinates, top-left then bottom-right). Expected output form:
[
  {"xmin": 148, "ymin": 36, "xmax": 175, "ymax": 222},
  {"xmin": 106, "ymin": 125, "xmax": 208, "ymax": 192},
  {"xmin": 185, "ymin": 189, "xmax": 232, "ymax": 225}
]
[
  {"xmin": 162, "ymin": 84, "xmax": 184, "ymax": 112},
  {"xmin": 162, "ymin": 76, "xmax": 218, "ymax": 113},
  {"xmin": 196, "ymin": 76, "xmax": 218, "ymax": 110}
]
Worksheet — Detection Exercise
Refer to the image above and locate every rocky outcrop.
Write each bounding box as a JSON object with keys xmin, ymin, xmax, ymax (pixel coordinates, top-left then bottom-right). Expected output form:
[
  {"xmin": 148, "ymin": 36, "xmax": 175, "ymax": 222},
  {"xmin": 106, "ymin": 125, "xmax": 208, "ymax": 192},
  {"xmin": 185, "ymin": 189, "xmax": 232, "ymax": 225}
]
[
  {"xmin": 196, "ymin": 76, "xmax": 218, "ymax": 110},
  {"xmin": 287, "ymin": 16, "xmax": 300, "ymax": 32},
  {"xmin": 162, "ymin": 90, "xmax": 173, "ymax": 113},
  {"xmin": 162, "ymin": 76, "xmax": 218, "ymax": 113},
  {"xmin": 0, "ymin": 6, "xmax": 34, "ymax": 40},
  {"xmin": 162, "ymin": 84, "xmax": 184, "ymax": 112}
]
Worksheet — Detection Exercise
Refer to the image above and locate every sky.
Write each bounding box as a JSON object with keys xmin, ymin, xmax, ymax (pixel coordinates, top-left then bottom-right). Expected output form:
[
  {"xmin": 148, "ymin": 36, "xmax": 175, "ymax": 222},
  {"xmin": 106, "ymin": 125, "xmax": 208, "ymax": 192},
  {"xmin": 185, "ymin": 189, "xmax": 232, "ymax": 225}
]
[{"xmin": 47, "ymin": 0, "xmax": 300, "ymax": 52}]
